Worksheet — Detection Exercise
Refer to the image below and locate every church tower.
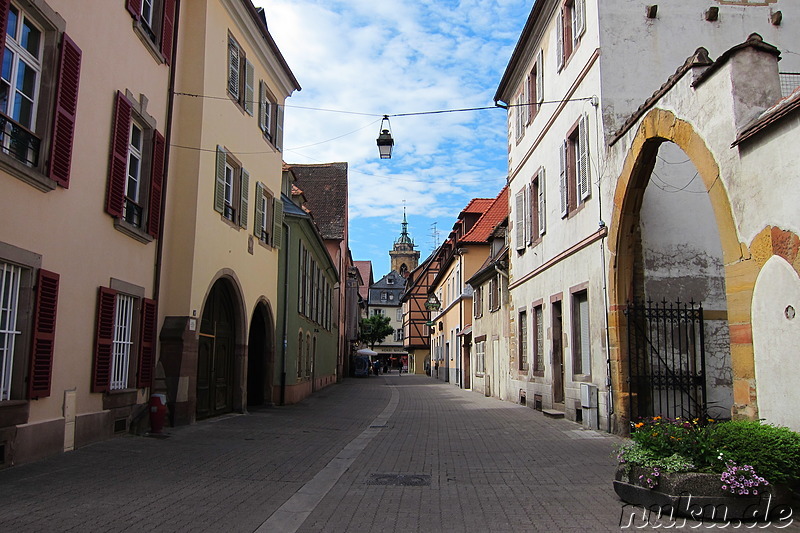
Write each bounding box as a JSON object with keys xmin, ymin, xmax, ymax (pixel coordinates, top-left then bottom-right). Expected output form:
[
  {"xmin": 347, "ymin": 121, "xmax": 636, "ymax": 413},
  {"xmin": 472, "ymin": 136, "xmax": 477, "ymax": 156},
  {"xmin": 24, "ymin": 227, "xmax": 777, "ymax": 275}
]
[{"xmin": 390, "ymin": 209, "xmax": 420, "ymax": 277}]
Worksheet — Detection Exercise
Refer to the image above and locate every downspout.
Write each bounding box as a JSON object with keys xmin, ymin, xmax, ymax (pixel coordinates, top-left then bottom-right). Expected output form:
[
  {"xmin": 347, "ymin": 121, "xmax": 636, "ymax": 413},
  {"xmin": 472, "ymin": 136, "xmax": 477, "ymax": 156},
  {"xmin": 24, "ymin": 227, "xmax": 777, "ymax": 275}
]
[
  {"xmin": 153, "ymin": 0, "xmax": 181, "ymax": 304},
  {"xmin": 280, "ymin": 223, "xmax": 290, "ymax": 406}
]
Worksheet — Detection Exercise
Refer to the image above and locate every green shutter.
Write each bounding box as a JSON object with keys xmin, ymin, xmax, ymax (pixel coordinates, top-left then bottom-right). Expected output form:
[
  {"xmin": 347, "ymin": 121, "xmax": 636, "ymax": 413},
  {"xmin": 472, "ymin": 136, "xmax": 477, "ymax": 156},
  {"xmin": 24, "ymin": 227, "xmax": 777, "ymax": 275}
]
[
  {"xmin": 254, "ymin": 182, "xmax": 264, "ymax": 239},
  {"xmin": 276, "ymin": 103, "xmax": 284, "ymax": 152},
  {"xmin": 272, "ymin": 196, "xmax": 283, "ymax": 249},
  {"xmin": 214, "ymin": 146, "xmax": 226, "ymax": 213},
  {"xmin": 239, "ymin": 168, "xmax": 249, "ymax": 228},
  {"xmin": 244, "ymin": 59, "xmax": 254, "ymax": 116},
  {"xmin": 258, "ymin": 80, "xmax": 266, "ymax": 133}
]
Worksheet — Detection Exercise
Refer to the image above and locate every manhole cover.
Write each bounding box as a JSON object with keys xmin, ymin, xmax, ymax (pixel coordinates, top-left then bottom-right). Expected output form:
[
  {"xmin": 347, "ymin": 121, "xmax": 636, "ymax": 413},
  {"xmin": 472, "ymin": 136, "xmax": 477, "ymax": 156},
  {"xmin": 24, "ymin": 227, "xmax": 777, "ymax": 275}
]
[{"xmin": 367, "ymin": 474, "xmax": 431, "ymax": 487}]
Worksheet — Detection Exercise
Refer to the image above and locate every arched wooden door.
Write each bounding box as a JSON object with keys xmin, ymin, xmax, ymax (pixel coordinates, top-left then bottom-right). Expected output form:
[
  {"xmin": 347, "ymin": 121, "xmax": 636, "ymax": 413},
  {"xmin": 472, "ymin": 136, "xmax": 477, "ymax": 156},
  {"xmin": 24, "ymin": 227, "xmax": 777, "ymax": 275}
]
[{"xmin": 197, "ymin": 280, "xmax": 236, "ymax": 419}]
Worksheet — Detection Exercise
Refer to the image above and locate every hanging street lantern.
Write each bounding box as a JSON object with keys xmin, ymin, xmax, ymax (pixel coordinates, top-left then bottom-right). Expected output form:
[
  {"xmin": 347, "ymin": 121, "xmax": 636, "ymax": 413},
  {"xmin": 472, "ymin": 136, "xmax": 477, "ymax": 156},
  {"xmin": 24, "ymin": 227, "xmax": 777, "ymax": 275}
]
[{"xmin": 376, "ymin": 115, "xmax": 394, "ymax": 159}]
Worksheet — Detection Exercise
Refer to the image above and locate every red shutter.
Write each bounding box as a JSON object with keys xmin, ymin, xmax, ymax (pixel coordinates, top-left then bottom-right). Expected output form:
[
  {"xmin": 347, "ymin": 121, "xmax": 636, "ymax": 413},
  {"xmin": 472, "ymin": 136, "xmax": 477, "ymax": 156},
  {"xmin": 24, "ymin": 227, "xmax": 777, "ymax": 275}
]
[
  {"xmin": 126, "ymin": 0, "xmax": 142, "ymax": 20},
  {"xmin": 106, "ymin": 91, "xmax": 132, "ymax": 218},
  {"xmin": 28, "ymin": 269, "xmax": 59, "ymax": 399},
  {"xmin": 48, "ymin": 34, "xmax": 82, "ymax": 188},
  {"xmin": 92, "ymin": 287, "xmax": 117, "ymax": 393},
  {"xmin": 0, "ymin": 0, "xmax": 10, "ymax": 52},
  {"xmin": 137, "ymin": 298, "xmax": 157, "ymax": 388},
  {"xmin": 161, "ymin": 0, "xmax": 175, "ymax": 65},
  {"xmin": 147, "ymin": 130, "xmax": 165, "ymax": 237}
]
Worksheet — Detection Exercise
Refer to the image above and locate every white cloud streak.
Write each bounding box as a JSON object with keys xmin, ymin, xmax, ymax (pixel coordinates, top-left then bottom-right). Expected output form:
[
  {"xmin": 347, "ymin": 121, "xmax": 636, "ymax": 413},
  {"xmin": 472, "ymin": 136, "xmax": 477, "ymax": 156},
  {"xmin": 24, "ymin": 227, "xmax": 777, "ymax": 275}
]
[{"xmin": 254, "ymin": 0, "xmax": 530, "ymax": 272}]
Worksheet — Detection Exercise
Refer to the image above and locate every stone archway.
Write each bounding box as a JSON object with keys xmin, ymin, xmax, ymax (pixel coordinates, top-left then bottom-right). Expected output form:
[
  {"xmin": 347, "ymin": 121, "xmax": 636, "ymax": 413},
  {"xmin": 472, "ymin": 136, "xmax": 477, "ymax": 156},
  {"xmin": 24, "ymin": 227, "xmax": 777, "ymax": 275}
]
[{"xmin": 607, "ymin": 108, "xmax": 748, "ymax": 432}]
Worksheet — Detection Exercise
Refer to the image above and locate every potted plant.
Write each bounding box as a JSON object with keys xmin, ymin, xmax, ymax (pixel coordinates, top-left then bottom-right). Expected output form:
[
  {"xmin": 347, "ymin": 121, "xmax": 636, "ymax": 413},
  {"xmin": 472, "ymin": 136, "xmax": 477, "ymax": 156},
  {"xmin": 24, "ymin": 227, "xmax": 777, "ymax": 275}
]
[{"xmin": 614, "ymin": 417, "xmax": 800, "ymax": 521}]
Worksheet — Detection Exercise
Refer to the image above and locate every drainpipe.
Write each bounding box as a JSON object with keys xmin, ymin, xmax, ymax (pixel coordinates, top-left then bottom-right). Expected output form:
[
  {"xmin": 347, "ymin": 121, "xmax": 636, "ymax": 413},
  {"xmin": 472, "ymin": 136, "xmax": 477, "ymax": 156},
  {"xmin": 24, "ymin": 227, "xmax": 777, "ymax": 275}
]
[
  {"xmin": 152, "ymin": 0, "xmax": 181, "ymax": 305},
  {"xmin": 280, "ymin": 223, "xmax": 290, "ymax": 406}
]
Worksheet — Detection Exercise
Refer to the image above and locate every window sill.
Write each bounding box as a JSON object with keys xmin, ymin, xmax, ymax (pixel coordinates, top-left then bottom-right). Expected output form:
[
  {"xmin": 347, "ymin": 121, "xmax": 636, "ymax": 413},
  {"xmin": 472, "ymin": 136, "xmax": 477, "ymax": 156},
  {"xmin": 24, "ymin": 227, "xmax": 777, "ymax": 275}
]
[
  {"xmin": 219, "ymin": 213, "xmax": 241, "ymax": 230},
  {"xmin": 132, "ymin": 21, "xmax": 167, "ymax": 65},
  {"xmin": 0, "ymin": 400, "xmax": 30, "ymax": 428},
  {"xmin": 0, "ymin": 153, "xmax": 56, "ymax": 192},
  {"xmin": 563, "ymin": 199, "xmax": 588, "ymax": 220},
  {"xmin": 114, "ymin": 218, "xmax": 155, "ymax": 244},
  {"xmin": 571, "ymin": 373, "xmax": 592, "ymax": 383}
]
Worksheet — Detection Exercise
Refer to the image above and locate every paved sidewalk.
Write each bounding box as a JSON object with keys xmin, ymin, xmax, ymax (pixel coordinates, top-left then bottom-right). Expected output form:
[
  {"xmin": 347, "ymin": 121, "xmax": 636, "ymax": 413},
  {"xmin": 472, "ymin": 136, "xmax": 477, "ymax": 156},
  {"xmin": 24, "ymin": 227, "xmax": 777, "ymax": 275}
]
[{"xmin": 0, "ymin": 375, "xmax": 783, "ymax": 532}]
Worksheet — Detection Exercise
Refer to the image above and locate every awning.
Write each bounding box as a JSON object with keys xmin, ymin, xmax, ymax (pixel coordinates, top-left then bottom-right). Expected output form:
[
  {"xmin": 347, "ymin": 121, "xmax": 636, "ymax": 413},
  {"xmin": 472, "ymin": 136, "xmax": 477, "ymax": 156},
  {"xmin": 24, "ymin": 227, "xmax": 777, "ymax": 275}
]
[
  {"xmin": 356, "ymin": 348, "xmax": 377, "ymax": 356},
  {"xmin": 457, "ymin": 325, "xmax": 472, "ymax": 337}
]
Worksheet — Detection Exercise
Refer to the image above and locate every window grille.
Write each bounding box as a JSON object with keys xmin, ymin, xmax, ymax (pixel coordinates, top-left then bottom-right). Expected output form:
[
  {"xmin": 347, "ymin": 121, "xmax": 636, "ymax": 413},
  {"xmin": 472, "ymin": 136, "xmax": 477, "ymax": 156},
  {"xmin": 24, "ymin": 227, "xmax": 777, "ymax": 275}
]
[{"xmin": 0, "ymin": 262, "xmax": 22, "ymax": 400}]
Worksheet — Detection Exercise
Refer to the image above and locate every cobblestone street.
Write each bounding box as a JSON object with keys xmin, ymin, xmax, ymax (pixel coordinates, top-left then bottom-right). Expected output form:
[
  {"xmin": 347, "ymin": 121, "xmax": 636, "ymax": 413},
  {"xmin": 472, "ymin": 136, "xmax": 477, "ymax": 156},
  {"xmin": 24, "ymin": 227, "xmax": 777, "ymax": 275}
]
[{"xmin": 1, "ymin": 375, "xmax": 793, "ymax": 532}]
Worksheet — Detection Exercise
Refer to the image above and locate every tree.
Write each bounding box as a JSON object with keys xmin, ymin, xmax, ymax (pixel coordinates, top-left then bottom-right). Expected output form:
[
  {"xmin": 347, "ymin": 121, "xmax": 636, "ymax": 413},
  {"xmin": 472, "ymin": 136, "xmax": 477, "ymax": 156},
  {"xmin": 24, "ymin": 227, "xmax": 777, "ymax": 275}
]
[{"xmin": 359, "ymin": 314, "xmax": 395, "ymax": 350}]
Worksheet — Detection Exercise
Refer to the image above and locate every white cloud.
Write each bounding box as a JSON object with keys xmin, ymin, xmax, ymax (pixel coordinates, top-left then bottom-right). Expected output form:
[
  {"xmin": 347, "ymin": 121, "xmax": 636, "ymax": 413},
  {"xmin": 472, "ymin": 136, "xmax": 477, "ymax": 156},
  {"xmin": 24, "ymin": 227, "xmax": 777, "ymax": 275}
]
[{"xmin": 255, "ymin": 0, "xmax": 529, "ymax": 272}]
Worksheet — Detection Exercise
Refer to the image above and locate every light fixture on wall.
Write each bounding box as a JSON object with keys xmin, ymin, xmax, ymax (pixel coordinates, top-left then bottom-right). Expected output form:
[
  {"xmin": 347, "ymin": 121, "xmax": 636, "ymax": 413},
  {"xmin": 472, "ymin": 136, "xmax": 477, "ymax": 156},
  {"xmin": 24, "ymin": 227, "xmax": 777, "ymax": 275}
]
[{"xmin": 376, "ymin": 115, "xmax": 394, "ymax": 159}]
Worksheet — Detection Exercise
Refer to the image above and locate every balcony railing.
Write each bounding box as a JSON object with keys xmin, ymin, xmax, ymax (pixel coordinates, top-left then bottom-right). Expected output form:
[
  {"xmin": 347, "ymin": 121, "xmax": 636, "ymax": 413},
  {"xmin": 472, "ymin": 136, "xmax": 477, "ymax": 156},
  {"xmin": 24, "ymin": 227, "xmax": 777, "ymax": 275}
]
[{"xmin": 0, "ymin": 112, "xmax": 40, "ymax": 167}]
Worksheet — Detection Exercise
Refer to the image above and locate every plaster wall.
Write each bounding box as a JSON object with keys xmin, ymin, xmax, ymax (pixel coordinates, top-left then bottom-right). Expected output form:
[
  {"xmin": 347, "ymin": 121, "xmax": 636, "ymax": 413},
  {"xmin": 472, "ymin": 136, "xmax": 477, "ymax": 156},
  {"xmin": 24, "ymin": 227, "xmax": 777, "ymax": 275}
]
[
  {"xmin": 598, "ymin": 0, "xmax": 800, "ymax": 139},
  {"xmin": 0, "ymin": 0, "xmax": 170, "ymax": 440}
]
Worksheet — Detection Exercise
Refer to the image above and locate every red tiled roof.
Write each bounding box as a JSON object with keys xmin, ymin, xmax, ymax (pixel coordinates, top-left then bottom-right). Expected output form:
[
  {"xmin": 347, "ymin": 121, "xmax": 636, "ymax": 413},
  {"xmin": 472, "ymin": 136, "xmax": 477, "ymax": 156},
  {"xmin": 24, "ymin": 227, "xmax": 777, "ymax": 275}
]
[
  {"xmin": 291, "ymin": 184, "xmax": 303, "ymax": 195},
  {"xmin": 460, "ymin": 186, "xmax": 509, "ymax": 244},
  {"xmin": 460, "ymin": 198, "xmax": 494, "ymax": 215},
  {"xmin": 354, "ymin": 260, "xmax": 373, "ymax": 299}
]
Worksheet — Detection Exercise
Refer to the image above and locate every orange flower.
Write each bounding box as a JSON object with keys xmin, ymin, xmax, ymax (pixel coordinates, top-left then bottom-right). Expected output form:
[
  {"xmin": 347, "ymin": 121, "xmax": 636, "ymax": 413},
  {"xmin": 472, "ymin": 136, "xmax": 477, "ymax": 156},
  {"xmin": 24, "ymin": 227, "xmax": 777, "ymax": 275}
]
[
  {"xmin": 653, "ymin": 416, "xmax": 662, "ymax": 421},
  {"xmin": 634, "ymin": 422, "xmax": 644, "ymax": 429}
]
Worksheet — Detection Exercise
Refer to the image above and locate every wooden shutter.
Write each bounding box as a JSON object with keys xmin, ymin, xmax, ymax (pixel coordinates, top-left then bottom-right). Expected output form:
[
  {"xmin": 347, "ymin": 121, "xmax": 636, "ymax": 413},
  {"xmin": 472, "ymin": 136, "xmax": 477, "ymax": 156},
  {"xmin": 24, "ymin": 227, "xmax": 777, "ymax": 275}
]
[
  {"xmin": 147, "ymin": 130, "xmax": 165, "ymax": 237},
  {"xmin": 514, "ymin": 190, "xmax": 525, "ymax": 250},
  {"xmin": 253, "ymin": 182, "xmax": 264, "ymax": 239},
  {"xmin": 161, "ymin": 0, "xmax": 175, "ymax": 65},
  {"xmin": 275, "ymin": 103, "xmax": 284, "ymax": 151},
  {"xmin": 126, "ymin": 0, "xmax": 142, "ymax": 20},
  {"xmin": 575, "ymin": 0, "xmax": 586, "ymax": 41},
  {"xmin": 239, "ymin": 168, "xmax": 249, "ymax": 228},
  {"xmin": 535, "ymin": 49, "xmax": 544, "ymax": 107},
  {"xmin": 244, "ymin": 59, "xmax": 254, "ymax": 115},
  {"xmin": 106, "ymin": 91, "xmax": 132, "ymax": 218},
  {"xmin": 92, "ymin": 287, "xmax": 117, "ymax": 393},
  {"xmin": 214, "ymin": 146, "xmax": 226, "ymax": 213},
  {"xmin": 228, "ymin": 40, "xmax": 240, "ymax": 99},
  {"xmin": 538, "ymin": 168, "xmax": 546, "ymax": 236},
  {"xmin": 556, "ymin": 10, "xmax": 564, "ymax": 71},
  {"xmin": 579, "ymin": 293, "xmax": 590, "ymax": 373},
  {"xmin": 28, "ymin": 269, "xmax": 59, "ymax": 399},
  {"xmin": 578, "ymin": 114, "xmax": 591, "ymax": 200},
  {"xmin": 526, "ymin": 184, "xmax": 533, "ymax": 245},
  {"xmin": 258, "ymin": 81, "xmax": 266, "ymax": 133},
  {"xmin": 272, "ymin": 196, "xmax": 283, "ymax": 248},
  {"xmin": 523, "ymin": 74, "xmax": 531, "ymax": 125},
  {"xmin": 559, "ymin": 140, "xmax": 568, "ymax": 217},
  {"xmin": 49, "ymin": 34, "xmax": 82, "ymax": 188},
  {"xmin": 136, "ymin": 298, "xmax": 157, "ymax": 388},
  {"xmin": 0, "ymin": 0, "xmax": 10, "ymax": 52}
]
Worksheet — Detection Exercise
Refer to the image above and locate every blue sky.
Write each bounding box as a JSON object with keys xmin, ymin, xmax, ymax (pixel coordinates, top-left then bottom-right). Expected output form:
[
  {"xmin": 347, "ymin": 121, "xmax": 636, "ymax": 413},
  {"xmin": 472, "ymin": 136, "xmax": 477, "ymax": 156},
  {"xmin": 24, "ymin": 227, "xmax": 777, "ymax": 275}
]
[{"xmin": 254, "ymin": 0, "xmax": 532, "ymax": 276}]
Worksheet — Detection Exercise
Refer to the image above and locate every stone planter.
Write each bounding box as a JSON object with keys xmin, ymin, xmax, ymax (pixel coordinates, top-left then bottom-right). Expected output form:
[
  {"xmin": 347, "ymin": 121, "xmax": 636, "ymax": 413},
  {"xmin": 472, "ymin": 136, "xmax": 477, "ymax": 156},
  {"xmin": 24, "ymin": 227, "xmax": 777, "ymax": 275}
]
[{"xmin": 614, "ymin": 465, "xmax": 796, "ymax": 521}]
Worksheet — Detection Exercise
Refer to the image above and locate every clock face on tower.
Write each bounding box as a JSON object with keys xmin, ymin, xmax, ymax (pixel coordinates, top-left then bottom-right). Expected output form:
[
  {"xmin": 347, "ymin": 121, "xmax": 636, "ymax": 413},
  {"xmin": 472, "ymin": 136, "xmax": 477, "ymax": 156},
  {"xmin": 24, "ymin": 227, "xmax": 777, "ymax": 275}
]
[{"xmin": 714, "ymin": 0, "xmax": 777, "ymax": 5}]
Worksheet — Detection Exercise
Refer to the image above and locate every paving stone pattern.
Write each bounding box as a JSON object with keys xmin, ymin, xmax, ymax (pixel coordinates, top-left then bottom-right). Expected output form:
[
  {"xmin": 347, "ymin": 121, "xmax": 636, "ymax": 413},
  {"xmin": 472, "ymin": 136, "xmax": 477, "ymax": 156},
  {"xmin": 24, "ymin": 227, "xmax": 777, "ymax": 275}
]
[{"xmin": 1, "ymin": 375, "xmax": 791, "ymax": 532}]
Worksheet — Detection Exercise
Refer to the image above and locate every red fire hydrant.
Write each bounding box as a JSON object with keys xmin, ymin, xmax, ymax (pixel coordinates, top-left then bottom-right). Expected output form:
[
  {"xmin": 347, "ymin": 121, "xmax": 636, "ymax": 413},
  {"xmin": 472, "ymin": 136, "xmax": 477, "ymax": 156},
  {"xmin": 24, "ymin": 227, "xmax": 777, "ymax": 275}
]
[{"xmin": 149, "ymin": 394, "xmax": 167, "ymax": 434}]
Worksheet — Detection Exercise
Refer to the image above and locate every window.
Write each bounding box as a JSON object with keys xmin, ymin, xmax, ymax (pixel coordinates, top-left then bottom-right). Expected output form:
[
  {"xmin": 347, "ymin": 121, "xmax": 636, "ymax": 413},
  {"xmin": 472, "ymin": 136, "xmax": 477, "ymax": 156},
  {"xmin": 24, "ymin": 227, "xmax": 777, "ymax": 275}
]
[
  {"xmin": 396, "ymin": 308, "xmax": 403, "ymax": 322},
  {"xmin": 532, "ymin": 304, "xmax": 544, "ymax": 375},
  {"xmin": 92, "ymin": 286, "xmax": 156, "ymax": 393},
  {"xmin": 298, "ymin": 245, "xmax": 306, "ymax": 314},
  {"xmin": 0, "ymin": 2, "xmax": 80, "ymax": 189},
  {"xmin": 518, "ymin": 309, "xmax": 528, "ymax": 372},
  {"xmin": 559, "ymin": 114, "xmax": 590, "ymax": 217},
  {"xmin": 556, "ymin": 0, "xmax": 585, "ymax": 71},
  {"xmin": 380, "ymin": 291, "xmax": 387, "ymax": 302},
  {"xmin": 475, "ymin": 340, "xmax": 485, "ymax": 375},
  {"xmin": 393, "ymin": 328, "xmax": 403, "ymax": 342},
  {"xmin": 531, "ymin": 168, "xmax": 546, "ymax": 238},
  {"xmin": 387, "ymin": 276, "xmax": 395, "ymax": 285},
  {"xmin": 0, "ymin": 255, "xmax": 59, "ymax": 401},
  {"xmin": 228, "ymin": 34, "xmax": 253, "ymax": 115},
  {"xmin": 106, "ymin": 91, "xmax": 165, "ymax": 240},
  {"xmin": 258, "ymin": 80, "xmax": 283, "ymax": 151},
  {"xmin": 126, "ymin": 0, "xmax": 175, "ymax": 64},
  {"xmin": 572, "ymin": 290, "xmax": 590, "ymax": 376},
  {"xmin": 514, "ymin": 86, "xmax": 526, "ymax": 141},
  {"xmin": 372, "ymin": 308, "xmax": 384, "ymax": 316},
  {"xmin": 297, "ymin": 331, "xmax": 303, "ymax": 378},
  {"xmin": 528, "ymin": 50, "xmax": 544, "ymax": 120},
  {"xmin": 488, "ymin": 274, "xmax": 501, "ymax": 312},
  {"xmin": 214, "ymin": 146, "xmax": 249, "ymax": 228},
  {"xmin": 253, "ymin": 183, "xmax": 282, "ymax": 248}
]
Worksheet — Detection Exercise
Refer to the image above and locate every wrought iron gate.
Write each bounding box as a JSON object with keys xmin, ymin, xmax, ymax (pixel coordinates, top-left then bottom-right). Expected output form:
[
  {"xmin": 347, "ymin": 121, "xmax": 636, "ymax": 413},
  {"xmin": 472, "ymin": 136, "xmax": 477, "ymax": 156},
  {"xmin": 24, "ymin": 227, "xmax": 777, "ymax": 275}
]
[{"xmin": 626, "ymin": 300, "xmax": 707, "ymax": 421}]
